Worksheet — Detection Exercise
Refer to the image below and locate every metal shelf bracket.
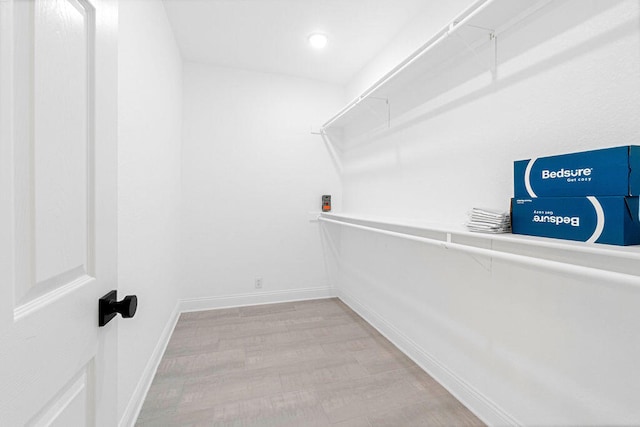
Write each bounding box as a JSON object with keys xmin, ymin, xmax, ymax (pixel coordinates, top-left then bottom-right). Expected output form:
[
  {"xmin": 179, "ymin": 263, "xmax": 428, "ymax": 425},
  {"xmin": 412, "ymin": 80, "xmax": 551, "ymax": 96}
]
[
  {"xmin": 364, "ymin": 97, "xmax": 391, "ymax": 129},
  {"xmin": 452, "ymin": 25, "xmax": 498, "ymax": 80},
  {"xmin": 490, "ymin": 32, "xmax": 498, "ymax": 80}
]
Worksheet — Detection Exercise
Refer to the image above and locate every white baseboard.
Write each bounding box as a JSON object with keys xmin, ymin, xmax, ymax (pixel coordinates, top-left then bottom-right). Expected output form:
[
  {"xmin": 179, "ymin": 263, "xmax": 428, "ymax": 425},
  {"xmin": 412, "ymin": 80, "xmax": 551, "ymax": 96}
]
[
  {"xmin": 119, "ymin": 286, "xmax": 335, "ymax": 426},
  {"xmin": 335, "ymin": 287, "xmax": 520, "ymax": 427},
  {"xmin": 118, "ymin": 301, "xmax": 181, "ymax": 427},
  {"xmin": 179, "ymin": 286, "xmax": 336, "ymax": 312}
]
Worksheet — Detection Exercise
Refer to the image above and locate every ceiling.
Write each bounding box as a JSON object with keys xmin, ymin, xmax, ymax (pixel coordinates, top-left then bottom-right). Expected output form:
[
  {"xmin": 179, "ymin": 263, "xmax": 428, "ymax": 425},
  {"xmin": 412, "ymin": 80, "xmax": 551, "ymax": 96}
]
[{"xmin": 162, "ymin": 0, "xmax": 429, "ymax": 85}]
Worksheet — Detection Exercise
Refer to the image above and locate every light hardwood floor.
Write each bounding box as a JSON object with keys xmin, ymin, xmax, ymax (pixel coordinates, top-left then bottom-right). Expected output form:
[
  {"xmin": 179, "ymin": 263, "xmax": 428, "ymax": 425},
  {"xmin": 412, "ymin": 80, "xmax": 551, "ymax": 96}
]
[{"xmin": 136, "ymin": 298, "xmax": 484, "ymax": 426}]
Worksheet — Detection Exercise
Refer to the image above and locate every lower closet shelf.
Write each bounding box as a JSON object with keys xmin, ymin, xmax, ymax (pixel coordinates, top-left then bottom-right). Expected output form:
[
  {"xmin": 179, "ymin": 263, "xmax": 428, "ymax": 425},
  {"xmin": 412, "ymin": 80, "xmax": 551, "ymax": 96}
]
[{"xmin": 319, "ymin": 212, "xmax": 640, "ymax": 288}]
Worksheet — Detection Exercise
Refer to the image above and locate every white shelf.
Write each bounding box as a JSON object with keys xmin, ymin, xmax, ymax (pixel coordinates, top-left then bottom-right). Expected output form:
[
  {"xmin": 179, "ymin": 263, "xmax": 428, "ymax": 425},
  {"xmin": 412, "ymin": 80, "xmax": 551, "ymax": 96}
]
[
  {"xmin": 320, "ymin": 0, "xmax": 552, "ymax": 133},
  {"xmin": 319, "ymin": 212, "xmax": 640, "ymax": 284}
]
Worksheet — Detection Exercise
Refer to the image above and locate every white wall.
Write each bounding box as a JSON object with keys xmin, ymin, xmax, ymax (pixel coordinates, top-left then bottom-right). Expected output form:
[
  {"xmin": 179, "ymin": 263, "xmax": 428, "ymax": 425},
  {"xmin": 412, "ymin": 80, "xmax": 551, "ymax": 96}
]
[
  {"xmin": 181, "ymin": 63, "xmax": 343, "ymax": 301},
  {"xmin": 340, "ymin": 0, "xmax": 640, "ymax": 223},
  {"xmin": 117, "ymin": 0, "xmax": 182, "ymax": 422},
  {"xmin": 330, "ymin": 0, "xmax": 640, "ymax": 425}
]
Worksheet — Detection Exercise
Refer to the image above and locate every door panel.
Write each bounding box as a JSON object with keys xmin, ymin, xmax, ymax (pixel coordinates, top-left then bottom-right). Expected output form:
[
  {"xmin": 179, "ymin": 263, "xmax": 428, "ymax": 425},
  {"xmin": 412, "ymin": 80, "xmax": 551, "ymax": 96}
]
[
  {"xmin": 27, "ymin": 362, "xmax": 93, "ymax": 427},
  {"xmin": 0, "ymin": 0, "xmax": 118, "ymax": 425},
  {"xmin": 33, "ymin": 0, "xmax": 91, "ymax": 291},
  {"xmin": 13, "ymin": 0, "xmax": 94, "ymax": 305}
]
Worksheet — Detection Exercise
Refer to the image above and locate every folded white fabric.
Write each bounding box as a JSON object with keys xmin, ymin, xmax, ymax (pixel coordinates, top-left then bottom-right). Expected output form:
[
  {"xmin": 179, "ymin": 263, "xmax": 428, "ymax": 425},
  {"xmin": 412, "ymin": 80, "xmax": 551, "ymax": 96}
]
[{"xmin": 465, "ymin": 207, "xmax": 511, "ymax": 233}]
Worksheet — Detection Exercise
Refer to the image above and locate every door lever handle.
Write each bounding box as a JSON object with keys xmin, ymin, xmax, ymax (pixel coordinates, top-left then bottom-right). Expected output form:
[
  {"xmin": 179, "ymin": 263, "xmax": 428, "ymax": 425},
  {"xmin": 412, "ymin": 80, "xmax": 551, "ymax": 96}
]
[{"xmin": 99, "ymin": 290, "xmax": 138, "ymax": 327}]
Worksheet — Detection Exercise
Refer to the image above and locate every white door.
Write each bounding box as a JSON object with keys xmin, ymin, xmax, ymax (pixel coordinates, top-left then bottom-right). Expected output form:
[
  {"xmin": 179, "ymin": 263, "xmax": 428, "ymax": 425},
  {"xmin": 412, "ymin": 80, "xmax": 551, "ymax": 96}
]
[{"xmin": 0, "ymin": 0, "xmax": 118, "ymax": 425}]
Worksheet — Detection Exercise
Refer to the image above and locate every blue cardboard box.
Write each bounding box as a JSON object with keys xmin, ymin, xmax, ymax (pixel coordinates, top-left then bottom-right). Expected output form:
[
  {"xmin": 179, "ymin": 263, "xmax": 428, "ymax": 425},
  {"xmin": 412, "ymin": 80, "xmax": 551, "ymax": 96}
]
[
  {"xmin": 511, "ymin": 196, "xmax": 640, "ymax": 245},
  {"xmin": 514, "ymin": 146, "xmax": 640, "ymax": 198}
]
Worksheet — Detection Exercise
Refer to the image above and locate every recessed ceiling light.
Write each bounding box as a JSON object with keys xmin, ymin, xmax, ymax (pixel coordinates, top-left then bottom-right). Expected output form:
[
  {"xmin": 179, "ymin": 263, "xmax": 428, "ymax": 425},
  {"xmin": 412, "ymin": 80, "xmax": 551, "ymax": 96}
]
[{"xmin": 308, "ymin": 32, "xmax": 328, "ymax": 49}]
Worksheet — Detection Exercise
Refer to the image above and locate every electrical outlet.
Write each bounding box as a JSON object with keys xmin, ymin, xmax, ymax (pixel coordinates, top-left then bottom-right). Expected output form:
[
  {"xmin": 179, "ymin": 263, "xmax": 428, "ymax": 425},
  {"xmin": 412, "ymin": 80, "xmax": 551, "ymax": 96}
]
[{"xmin": 255, "ymin": 278, "xmax": 263, "ymax": 289}]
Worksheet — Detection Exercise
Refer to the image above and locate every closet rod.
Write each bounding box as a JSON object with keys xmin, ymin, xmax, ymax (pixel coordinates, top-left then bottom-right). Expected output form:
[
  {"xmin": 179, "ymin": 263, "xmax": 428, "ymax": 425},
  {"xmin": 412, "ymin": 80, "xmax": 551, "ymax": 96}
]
[
  {"xmin": 319, "ymin": 217, "xmax": 640, "ymax": 289},
  {"xmin": 321, "ymin": 0, "xmax": 495, "ymax": 130}
]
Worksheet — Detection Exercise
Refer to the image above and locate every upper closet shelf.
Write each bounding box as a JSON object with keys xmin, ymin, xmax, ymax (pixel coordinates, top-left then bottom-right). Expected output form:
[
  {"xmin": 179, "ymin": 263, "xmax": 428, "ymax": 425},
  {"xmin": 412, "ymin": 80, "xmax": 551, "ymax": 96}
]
[{"xmin": 320, "ymin": 0, "xmax": 551, "ymax": 133}]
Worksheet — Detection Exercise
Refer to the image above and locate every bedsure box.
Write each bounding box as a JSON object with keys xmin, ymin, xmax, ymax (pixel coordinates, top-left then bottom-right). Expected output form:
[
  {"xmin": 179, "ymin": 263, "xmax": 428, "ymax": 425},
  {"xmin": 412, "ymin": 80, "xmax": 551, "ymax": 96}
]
[
  {"xmin": 511, "ymin": 196, "xmax": 640, "ymax": 246},
  {"xmin": 514, "ymin": 146, "xmax": 640, "ymax": 198}
]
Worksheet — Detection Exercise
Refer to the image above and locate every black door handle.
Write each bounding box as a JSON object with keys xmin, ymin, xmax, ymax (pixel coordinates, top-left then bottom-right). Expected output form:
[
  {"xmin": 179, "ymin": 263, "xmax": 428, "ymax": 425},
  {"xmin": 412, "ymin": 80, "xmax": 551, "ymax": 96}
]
[{"xmin": 99, "ymin": 290, "xmax": 138, "ymax": 327}]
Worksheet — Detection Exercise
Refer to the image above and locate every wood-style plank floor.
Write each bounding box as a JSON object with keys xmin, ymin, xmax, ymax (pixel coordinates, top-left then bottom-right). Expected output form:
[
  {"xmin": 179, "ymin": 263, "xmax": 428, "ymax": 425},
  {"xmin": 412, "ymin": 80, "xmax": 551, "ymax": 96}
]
[{"xmin": 136, "ymin": 298, "xmax": 484, "ymax": 426}]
